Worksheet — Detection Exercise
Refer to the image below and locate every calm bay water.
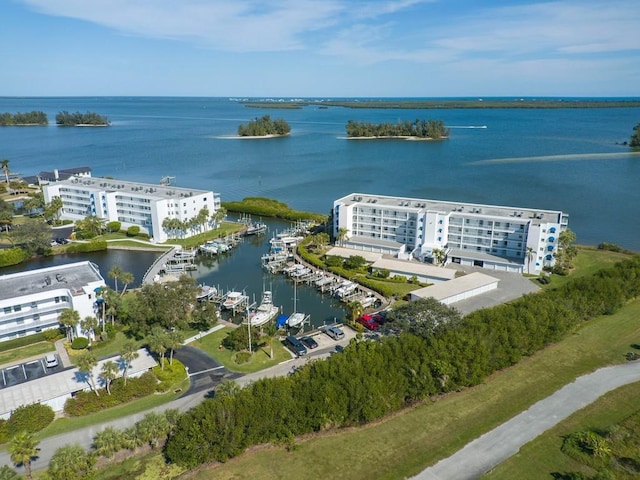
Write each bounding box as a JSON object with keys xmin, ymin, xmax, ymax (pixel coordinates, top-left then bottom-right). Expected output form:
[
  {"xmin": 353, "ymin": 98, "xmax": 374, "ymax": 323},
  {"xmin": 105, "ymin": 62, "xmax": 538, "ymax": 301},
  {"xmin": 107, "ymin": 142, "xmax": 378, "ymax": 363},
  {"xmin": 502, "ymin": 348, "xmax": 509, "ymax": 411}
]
[
  {"xmin": 1, "ymin": 97, "xmax": 638, "ymax": 250},
  {"xmin": 3, "ymin": 96, "xmax": 638, "ymax": 325}
]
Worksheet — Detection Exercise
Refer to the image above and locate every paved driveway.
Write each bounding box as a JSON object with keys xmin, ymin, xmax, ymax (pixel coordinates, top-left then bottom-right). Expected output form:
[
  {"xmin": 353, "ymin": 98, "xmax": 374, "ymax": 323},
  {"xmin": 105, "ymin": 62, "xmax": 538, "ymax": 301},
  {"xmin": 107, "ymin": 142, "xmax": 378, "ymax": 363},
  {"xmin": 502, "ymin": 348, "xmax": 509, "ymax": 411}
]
[{"xmin": 412, "ymin": 360, "xmax": 640, "ymax": 480}]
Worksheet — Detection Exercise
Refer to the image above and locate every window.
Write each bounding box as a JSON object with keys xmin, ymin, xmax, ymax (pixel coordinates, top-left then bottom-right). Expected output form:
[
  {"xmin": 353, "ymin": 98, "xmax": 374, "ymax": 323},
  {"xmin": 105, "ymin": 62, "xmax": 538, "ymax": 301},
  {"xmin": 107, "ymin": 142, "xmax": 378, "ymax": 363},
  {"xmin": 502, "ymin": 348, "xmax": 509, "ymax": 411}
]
[
  {"xmin": 3, "ymin": 307, "xmax": 11, "ymax": 314},
  {"xmin": 14, "ymin": 305, "xmax": 21, "ymax": 312}
]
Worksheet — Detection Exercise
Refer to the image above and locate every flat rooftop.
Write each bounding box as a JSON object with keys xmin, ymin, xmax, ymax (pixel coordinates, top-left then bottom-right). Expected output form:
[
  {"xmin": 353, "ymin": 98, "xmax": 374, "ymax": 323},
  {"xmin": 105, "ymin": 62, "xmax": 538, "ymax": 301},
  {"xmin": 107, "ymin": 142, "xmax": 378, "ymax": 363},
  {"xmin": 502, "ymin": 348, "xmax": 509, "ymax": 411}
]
[
  {"xmin": 372, "ymin": 258, "xmax": 457, "ymax": 281},
  {"xmin": 0, "ymin": 261, "xmax": 104, "ymax": 302},
  {"xmin": 411, "ymin": 272, "xmax": 499, "ymax": 301},
  {"xmin": 337, "ymin": 193, "xmax": 566, "ymax": 224},
  {"xmin": 54, "ymin": 175, "xmax": 216, "ymax": 200}
]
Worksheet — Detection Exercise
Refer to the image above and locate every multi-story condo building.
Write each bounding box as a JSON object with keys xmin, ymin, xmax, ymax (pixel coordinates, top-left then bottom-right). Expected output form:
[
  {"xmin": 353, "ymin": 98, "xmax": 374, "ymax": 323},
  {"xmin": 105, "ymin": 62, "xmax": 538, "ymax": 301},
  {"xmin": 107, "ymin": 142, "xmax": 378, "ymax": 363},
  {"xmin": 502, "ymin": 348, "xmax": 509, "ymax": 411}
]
[
  {"xmin": 333, "ymin": 193, "xmax": 569, "ymax": 273},
  {"xmin": 0, "ymin": 262, "xmax": 105, "ymax": 343},
  {"xmin": 43, "ymin": 175, "xmax": 221, "ymax": 242}
]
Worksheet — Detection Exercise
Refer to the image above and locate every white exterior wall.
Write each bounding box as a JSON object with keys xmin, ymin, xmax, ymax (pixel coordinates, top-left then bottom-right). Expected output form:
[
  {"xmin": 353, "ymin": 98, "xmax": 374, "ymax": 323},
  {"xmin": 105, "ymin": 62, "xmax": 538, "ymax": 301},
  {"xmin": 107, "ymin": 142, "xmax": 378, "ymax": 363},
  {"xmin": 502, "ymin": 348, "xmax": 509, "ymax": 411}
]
[
  {"xmin": 0, "ymin": 262, "xmax": 105, "ymax": 342},
  {"xmin": 43, "ymin": 177, "xmax": 219, "ymax": 243},
  {"xmin": 334, "ymin": 193, "xmax": 568, "ymax": 275}
]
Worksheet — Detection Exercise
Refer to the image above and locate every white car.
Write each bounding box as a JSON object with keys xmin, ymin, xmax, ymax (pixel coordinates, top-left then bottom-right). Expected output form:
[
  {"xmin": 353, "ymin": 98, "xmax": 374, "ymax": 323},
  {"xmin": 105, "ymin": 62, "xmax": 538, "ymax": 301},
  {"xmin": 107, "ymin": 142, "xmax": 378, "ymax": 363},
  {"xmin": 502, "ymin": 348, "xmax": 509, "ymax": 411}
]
[{"xmin": 44, "ymin": 354, "xmax": 59, "ymax": 368}]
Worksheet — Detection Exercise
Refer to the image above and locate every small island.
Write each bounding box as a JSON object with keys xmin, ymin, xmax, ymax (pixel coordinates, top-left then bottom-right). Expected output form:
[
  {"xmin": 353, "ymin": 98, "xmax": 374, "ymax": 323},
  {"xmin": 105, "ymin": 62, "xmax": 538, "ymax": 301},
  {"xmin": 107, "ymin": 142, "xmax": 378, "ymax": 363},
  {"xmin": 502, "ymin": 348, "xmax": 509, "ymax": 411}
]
[
  {"xmin": 0, "ymin": 111, "xmax": 48, "ymax": 126},
  {"xmin": 237, "ymin": 115, "xmax": 291, "ymax": 137},
  {"xmin": 56, "ymin": 111, "xmax": 110, "ymax": 127},
  {"xmin": 346, "ymin": 119, "xmax": 449, "ymax": 140},
  {"xmin": 631, "ymin": 122, "xmax": 640, "ymax": 147}
]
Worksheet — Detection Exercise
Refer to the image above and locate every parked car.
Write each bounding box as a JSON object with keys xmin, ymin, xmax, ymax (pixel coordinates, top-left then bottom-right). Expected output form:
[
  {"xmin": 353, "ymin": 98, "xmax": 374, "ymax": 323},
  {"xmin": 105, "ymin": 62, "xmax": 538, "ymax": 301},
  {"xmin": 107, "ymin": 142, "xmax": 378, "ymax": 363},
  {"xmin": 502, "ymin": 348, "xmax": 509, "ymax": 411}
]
[
  {"xmin": 44, "ymin": 354, "xmax": 58, "ymax": 368},
  {"xmin": 357, "ymin": 314, "xmax": 380, "ymax": 331},
  {"xmin": 300, "ymin": 336, "xmax": 318, "ymax": 349},
  {"xmin": 284, "ymin": 335, "xmax": 307, "ymax": 357},
  {"xmin": 371, "ymin": 313, "xmax": 387, "ymax": 325},
  {"xmin": 324, "ymin": 325, "xmax": 344, "ymax": 340},
  {"xmin": 334, "ymin": 344, "xmax": 345, "ymax": 354}
]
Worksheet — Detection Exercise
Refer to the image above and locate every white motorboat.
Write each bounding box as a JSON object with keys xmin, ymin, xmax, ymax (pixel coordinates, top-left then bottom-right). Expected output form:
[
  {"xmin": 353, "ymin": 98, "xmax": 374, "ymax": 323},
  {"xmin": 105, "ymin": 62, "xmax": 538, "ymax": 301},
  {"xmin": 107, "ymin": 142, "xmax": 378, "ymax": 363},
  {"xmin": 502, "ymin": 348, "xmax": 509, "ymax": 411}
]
[
  {"xmin": 248, "ymin": 290, "xmax": 279, "ymax": 326},
  {"xmin": 222, "ymin": 291, "xmax": 247, "ymax": 310}
]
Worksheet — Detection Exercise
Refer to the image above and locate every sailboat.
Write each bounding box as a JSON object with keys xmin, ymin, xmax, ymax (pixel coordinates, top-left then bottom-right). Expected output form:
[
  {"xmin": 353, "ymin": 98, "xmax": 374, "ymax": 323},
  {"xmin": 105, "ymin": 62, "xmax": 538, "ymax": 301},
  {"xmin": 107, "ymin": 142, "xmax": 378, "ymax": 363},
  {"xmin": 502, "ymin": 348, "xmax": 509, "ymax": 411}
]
[{"xmin": 286, "ymin": 280, "xmax": 309, "ymax": 328}]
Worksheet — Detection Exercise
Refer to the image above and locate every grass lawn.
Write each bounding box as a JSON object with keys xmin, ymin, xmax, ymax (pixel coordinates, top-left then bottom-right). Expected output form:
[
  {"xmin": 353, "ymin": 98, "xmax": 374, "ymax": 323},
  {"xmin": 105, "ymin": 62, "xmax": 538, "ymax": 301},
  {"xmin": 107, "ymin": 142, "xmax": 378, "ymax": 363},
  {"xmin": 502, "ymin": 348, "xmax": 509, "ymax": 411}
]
[
  {"xmin": 162, "ymin": 221, "xmax": 245, "ymax": 249},
  {"xmin": 70, "ymin": 330, "xmax": 144, "ymax": 362},
  {"xmin": 540, "ymin": 247, "xmax": 634, "ymax": 290},
  {"xmin": 188, "ymin": 327, "xmax": 292, "ymax": 373},
  {"xmin": 187, "ymin": 298, "xmax": 640, "ymax": 480},
  {"xmin": 36, "ymin": 378, "xmax": 189, "ymax": 439},
  {"xmin": 485, "ymin": 381, "xmax": 640, "ymax": 479},
  {"xmin": 0, "ymin": 341, "xmax": 55, "ymax": 367}
]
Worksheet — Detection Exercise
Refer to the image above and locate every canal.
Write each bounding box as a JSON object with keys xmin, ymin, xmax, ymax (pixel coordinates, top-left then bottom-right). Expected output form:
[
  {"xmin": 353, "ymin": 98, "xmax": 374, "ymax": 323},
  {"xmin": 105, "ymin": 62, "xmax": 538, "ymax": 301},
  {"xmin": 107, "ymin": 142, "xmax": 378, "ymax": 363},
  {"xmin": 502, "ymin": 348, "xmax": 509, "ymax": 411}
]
[{"xmin": 1, "ymin": 218, "xmax": 347, "ymax": 330}]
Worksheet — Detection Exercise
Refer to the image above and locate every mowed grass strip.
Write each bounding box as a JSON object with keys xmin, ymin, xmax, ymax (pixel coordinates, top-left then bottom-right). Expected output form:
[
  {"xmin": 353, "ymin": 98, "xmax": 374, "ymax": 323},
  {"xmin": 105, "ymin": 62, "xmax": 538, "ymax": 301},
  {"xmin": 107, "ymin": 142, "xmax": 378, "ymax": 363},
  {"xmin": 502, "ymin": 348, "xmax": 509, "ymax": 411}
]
[
  {"xmin": 0, "ymin": 341, "xmax": 55, "ymax": 367},
  {"xmin": 484, "ymin": 381, "xmax": 640, "ymax": 479},
  {"xmin": 187, "ymin": 298, "xmax": 640, "ymax": 480}
]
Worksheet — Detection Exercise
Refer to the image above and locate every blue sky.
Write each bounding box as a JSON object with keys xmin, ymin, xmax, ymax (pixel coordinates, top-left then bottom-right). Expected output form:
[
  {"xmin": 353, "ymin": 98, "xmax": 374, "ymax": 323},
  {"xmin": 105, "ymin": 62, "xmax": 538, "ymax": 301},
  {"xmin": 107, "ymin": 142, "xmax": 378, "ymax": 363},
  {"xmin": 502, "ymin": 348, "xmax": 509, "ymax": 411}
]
[{"xmin": 2, "ymin": 0, "xmax": 639, "ymax": 97}]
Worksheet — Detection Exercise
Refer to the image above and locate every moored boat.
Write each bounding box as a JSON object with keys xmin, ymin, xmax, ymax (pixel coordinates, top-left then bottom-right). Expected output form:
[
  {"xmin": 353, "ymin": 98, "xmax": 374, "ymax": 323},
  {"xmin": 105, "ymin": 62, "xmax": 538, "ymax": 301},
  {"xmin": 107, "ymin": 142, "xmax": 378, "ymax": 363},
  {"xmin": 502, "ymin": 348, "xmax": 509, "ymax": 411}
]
[{"xmin": 222, "ymin": 291, "xmax": 248, "ymax": 310}]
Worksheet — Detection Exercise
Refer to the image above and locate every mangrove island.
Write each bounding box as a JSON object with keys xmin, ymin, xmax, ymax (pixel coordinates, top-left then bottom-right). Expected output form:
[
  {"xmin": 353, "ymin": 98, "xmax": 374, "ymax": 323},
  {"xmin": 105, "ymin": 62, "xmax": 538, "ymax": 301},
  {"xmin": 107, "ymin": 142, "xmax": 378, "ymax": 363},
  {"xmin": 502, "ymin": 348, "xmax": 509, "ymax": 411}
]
[
  {"xmin": 346, "ymin": 119, "xmax": 449, "ymax": 140},
  {"xmin": 237, "ymin": 115, "xmax": 291, "ymax": 137},
  {"xmin": 55, "ymin": 111, "xmax": 111, "ymax": 126}
]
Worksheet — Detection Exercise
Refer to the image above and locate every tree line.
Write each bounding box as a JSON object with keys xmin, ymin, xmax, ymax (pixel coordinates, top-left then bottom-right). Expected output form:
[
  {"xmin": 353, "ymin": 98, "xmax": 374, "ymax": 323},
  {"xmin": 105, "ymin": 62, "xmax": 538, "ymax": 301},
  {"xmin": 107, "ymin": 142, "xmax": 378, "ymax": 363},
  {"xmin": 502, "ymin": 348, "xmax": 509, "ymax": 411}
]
[
  {"xmin": 55, "ymin": 111, "xmax": 110, "ymax": 126},
  {"xmin": 631, "ymin": 122, "xmax": 640, "ymax": 148},
  {"xmin": 237, "ymin": 115, "xmax": 291, "ymax": 136},
  {"xmin": 163, "ymin": 255, "xmax": 640, "ymax": 468},
  {"xmin": 345, "ymin": 119, "xmax": 450, "ymax": 139},
  {"xmin": 0, "ymin": 111, "xmax": 48, "ymax": 125}
]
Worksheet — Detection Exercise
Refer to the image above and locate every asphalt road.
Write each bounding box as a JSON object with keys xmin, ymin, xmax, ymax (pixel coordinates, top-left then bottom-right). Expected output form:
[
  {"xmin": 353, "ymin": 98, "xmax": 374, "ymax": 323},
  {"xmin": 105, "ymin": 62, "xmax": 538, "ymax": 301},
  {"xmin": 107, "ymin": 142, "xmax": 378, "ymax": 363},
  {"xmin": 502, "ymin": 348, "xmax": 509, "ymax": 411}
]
[{"xmin": 411, "ymin": 360, "xmax": 640, "ymax": 480}]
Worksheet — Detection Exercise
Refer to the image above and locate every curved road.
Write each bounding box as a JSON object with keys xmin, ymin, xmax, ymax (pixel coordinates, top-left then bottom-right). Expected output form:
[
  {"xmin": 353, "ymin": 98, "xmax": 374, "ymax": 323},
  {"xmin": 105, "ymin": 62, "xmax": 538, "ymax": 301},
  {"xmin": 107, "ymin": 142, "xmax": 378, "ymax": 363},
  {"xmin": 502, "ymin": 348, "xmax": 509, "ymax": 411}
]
[{"xmin": 412, "ymin": 360, "xmax": 640, "ymax": 480}]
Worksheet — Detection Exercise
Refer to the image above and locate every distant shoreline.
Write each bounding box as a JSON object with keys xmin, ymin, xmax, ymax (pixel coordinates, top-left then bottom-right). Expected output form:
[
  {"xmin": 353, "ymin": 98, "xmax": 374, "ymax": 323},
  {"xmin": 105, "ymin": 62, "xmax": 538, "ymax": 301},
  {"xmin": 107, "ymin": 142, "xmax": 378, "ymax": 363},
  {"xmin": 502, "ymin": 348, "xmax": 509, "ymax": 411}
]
[{"xmin": 242, "ymin": 99, "xmax": 640, "ymax": 110}]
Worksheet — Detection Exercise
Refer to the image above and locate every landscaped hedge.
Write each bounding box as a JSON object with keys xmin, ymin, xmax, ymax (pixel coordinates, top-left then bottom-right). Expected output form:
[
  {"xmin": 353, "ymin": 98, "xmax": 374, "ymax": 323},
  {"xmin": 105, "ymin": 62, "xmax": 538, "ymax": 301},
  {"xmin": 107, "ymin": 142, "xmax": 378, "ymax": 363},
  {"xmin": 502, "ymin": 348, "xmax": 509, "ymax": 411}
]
[
  {"xmin": 0, "ymin": 331, "xmax": 52, "ymax": 352},
  {"xmin": 0, "ymin": 247, "xmax": 28, "ymax": 267},
  {"xmin": 66, "ymin": 239, "xmax": 107, "ymax": 253},
  {"xmin": 71, "ymin": 337, "xmax": 89, "ymax": 350},
  {"xmin": 7, "ymin": 403, "xmax": 55, "ymax": 436},
  {"xmin": 165, "ymin": 255, "xmax": 640, "ymax": 468},
  {"xmin": 64, "ymin": 372, "xmax": 158, "ymax": 416},
  {"xmin": 153, "ymin": 360, "xmax": 186, "ymax": 393}
]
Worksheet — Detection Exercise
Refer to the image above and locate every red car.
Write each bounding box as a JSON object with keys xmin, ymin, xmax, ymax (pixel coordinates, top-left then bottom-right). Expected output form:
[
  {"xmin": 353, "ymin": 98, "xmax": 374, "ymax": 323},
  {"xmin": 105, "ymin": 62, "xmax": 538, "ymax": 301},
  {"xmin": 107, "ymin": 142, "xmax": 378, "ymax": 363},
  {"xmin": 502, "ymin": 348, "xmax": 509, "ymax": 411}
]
[{"xmin": 357, "ymin": 314, "xmax": 380, "ymax": 331}]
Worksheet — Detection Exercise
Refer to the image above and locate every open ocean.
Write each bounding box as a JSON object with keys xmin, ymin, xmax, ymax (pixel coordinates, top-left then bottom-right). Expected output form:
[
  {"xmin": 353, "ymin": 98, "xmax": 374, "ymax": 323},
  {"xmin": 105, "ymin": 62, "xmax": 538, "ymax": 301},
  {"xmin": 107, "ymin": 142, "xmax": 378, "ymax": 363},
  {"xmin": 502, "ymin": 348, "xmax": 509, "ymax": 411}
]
[{"xmin": 1, "ymin": 97, "xmax": 639, "ymax": 250}]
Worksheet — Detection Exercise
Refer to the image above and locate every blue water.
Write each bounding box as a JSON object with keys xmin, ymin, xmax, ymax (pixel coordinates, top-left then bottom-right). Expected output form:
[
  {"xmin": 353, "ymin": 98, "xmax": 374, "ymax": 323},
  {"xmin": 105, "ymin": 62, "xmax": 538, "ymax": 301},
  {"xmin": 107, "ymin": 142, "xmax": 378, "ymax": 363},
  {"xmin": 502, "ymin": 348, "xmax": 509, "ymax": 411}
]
[{"xmin": 1, "ymin": 97, "xmax": 639, "ymax": 250}]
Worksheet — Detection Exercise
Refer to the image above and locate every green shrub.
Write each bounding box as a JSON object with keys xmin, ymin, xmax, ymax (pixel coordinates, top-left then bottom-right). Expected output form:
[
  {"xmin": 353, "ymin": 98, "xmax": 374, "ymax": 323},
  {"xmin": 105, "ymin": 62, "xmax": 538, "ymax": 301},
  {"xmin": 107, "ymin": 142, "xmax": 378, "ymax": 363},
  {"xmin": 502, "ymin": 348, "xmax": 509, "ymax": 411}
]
[
  {"xmin": 234, "ymin": 351, "xmax": 252, "ymax": 364},
  {"xmin": 0, "ymin": 247, "xmax": 28, "ymax": 267},
  {"xmin": 126, "ymin": 226, "xmax": 141, "ymax": 237},
  {"xmin": 7, "ymin": 403, "xmax": 55, "ymax": 436},
  {"xmin": 0, "ymin": 332, "xmax": 50, "ymax": 352},
  {"xmin": 71, "ymin": 337, "xmax": 89, "ymax": 350},
  {"xmin": 43, "ymin": 328, "xmax": 64, "ymax": 341},
  {"xmin": 106, "ymin": 221, "xmax": 121, "ymax": 233},
  {"xmin": 0, "ymin": 419, "xmax": 8, "ymax": 444},
  {"xmin": 64, "ymin": 371, "xmax": 158, "ymax": 416},
  {"xmin": 66, "ymin": 239, "xmax": 107, "ymax": 253},
  {"xmin": 153, "ymin": 360, "xmax": 186, "ymax": 392}
]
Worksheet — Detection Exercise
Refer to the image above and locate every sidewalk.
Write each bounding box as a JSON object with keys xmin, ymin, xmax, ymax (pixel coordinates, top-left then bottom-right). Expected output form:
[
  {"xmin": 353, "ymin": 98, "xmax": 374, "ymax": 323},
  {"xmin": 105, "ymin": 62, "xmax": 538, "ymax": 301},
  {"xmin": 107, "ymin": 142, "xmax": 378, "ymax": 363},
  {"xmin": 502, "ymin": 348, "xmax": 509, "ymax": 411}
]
[{"xmin": 54, "ymin": 338, "xmax": 72, "ymax": 367}]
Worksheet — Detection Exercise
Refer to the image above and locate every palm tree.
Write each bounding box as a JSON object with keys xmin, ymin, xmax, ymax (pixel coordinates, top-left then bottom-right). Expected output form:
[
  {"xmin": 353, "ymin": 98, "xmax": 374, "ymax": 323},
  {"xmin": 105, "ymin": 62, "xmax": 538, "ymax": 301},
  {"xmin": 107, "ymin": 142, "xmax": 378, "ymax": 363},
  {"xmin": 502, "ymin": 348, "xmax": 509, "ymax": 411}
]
[
  {"xmin": 0, "ymin": 465, "xmax": 20, "ymax": 480},
  {"xmin": 8, "ymin": 431, "xmax": 40, "ymax": 480},
  {"xmin": 215, "ymin": 379, "xmax": 241, "ymax": 399},
  {"xmin": 80, "ymin": 316, "xmax": 98, "ymax": 345},
  {"xmin": 147, "ymin": 327, "xmax": 168, "ymax": 370},
  {"xmin": 47, "ymin": 444, "xmax": 95, "ymax": 480},
  {"xmin": 99, "ymin": 360, "xmax": 119, "ymax": 395},
  {"xmin": 119, "ymin": 271, "xmax": 134, "ymax": 297},
  {"xmin": 336, "ymin": 227, "xmax": 348, "ymax": 247},
  {"xmin": 167, "ymin": 329, "xmax": 185, "ymax": 365},
  {"xmin": 526, "ymin": 247, "xmax": 535, "ymax": 274},
  {"xmin": 120, "ymin": 340, "xmax": 139, "ymax": 386},
  {"xmin": 92, "ymin": 426, "xmax": 124, "ymax": 458},
  {"xmin": 108, "ymin": 265, "xmax": 124, "ymax": 293},
  {"xmin": 347, "ymin": 300, "xmax": 364, "ymax": 322},
  {"xmin": 76, "ymin": 351, "xmax": 99, "ymax": 396},
  {"xmin": 1, "ymin": 159, "xmax": 10, "ymax": 184},
  {"xmin": 432, "ymin": 248, "xmax": 446, "ymax": 266},
  {"xmin": 135, "ymin": 412, "xmax": 170, "ymax": 450},
  {"xmin": 59, "ymin": 308, "xmax": 80, "ymax": 341}
]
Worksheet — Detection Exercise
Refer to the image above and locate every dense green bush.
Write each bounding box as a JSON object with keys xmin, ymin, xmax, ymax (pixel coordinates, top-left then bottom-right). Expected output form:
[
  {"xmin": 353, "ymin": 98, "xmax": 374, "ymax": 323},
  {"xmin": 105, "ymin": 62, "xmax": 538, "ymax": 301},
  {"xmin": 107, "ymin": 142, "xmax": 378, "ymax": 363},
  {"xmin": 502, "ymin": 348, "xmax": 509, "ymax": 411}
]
[
  {"xmin": 106, "ymin": 221, "xmax": 121, "ymax": 233},
  {"xmin": 7, "ymin": 403, "xmax": 55, "ymax": 436},
  {"xmin": 66, "ymin": 239, "xmax": 107, "ymax": 253},
  {"xmin": 0, "ymin": 332, "xmax": 51, "ymax": 352},
  {"xmin": 153, "ymin": 360, "xmax": 186, "ymax": 392},
  {"xmin": 64, "ymin": 371, "xmax": 157, "ymax": 416},
  {"xmin": 166, "ymin": 255, "xmax": 640, "ymax": 468},
  {"xmin": 0, "ymin": 419, "xmax": 8, "ymax": 444},
  {"xmin": 42, "ymin": 328, "xmax": 64, "ymax": 341},
  {"xmin": 0, "ymin": 247, "xmax": 28, "ymax": 267},
  {"xmin": 71, "ymin": 337, "xmax": 89, "ymax": 350},
  {"xmin": 222, "ymin": 197, "xmax": 327, "ymax": 223},
  {"xmin": 126, "ymin": 225, "xmax": 140, "ymax": 237}
]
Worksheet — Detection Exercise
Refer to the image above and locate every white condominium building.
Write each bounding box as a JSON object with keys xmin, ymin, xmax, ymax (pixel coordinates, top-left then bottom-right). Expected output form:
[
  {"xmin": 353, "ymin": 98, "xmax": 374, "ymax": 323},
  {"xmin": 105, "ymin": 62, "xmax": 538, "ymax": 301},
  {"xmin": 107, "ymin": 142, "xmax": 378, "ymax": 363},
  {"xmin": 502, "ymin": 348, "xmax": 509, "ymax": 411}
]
[
  {"xmin": 43, "ymin": 176, "xmax": 221, "ymax": 243},
  {"xmin": 333, "ymin": 193, "xmax": 569, "ymax": 273},
  {"xmin": 0, "ymin": 262, "xmax": 106, "ymax": 343}
]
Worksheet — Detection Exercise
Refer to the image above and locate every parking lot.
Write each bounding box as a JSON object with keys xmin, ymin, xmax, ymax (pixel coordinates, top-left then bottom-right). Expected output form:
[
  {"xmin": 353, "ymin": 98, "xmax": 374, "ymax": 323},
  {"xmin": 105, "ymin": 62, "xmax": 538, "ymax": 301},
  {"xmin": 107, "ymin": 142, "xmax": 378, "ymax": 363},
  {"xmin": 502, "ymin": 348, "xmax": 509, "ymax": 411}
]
[
  {"xmin": 282, "ymin": 324, "xmax": 357, "ymax": 358},
  {"xmin": 0, "ymin": 354, "xmax": 64, "ymax": 389}
]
